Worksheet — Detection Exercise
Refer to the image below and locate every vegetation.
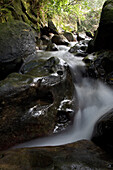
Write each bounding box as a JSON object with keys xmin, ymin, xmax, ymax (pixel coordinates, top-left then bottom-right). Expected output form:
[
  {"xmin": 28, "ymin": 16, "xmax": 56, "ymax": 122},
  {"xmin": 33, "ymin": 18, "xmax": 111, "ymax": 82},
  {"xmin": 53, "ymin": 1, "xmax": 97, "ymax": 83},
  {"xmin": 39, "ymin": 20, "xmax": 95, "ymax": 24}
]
[{"xmin": 0, "ymin": 0, "xmax": 106, "ymax": 33}]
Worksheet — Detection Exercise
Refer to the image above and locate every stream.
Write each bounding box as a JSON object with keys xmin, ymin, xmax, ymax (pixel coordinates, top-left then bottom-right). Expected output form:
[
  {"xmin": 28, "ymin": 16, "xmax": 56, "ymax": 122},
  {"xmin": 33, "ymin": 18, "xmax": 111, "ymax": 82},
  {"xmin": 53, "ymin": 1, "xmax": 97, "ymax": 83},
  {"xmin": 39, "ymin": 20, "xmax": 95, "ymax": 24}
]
[{"xmin": 13, "ymin": 45, "xmax": 113, "ymax": 148}]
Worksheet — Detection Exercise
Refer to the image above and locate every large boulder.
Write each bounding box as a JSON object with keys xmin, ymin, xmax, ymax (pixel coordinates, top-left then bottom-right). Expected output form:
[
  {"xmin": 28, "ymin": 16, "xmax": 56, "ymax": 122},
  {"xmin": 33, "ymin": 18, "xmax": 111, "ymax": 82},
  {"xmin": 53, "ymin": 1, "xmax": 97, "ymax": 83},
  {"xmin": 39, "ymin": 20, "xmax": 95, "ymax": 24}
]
[
  {"xmin": 52, "ymin": 34, "xmax": 69, "ymax": 46},
  {"xmin": 40, "ymin": 20, "xmax": 58, "ymax": 37},
  {"xmin": 0, "ymin": 55, "xmax": 78, "ymax": 150},
  {"xmin": 0, "ymin": 21, "xmax": 36, "ymax": 80},
  {"xmin": 63, "ymin": 32, "xmax": 76, "ymax": 42},
  {"xmin": 92, "ymin": 108, "xmax": 113, "ymax": 155},
  {"xmin": 89, "ymin": 0, "xmax": 113, "ymax": 51},
  {"xmin": 0, "ymin": 140, "xmax": 113, "ymax": 169}
]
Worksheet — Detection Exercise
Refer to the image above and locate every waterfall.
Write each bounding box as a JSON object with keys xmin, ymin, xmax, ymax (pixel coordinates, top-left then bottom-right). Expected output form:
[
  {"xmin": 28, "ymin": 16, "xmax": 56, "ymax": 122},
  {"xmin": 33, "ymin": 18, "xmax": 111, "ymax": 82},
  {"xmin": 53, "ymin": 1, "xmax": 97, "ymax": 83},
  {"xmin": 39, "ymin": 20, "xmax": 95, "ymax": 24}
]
[{"xmin": 12, "ymin": 50, "xmax": 113, "ymax": 148}]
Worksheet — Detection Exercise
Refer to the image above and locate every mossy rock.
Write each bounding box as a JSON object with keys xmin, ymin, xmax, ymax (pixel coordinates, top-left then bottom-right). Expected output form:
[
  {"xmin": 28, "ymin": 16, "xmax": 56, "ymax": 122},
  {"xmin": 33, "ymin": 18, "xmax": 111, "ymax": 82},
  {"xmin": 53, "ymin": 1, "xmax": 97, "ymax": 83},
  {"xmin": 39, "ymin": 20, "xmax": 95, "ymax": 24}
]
[
  {"xmin": 20, "ymin": 56, "xmax": 61, "ymax": 77},
  {"xmin": 0, "ymin": 56, "xmax": 77, "ymax": 150},
  {"xmin": 0, "ymin": 21, "xmax": 36, "ymax": 80}
]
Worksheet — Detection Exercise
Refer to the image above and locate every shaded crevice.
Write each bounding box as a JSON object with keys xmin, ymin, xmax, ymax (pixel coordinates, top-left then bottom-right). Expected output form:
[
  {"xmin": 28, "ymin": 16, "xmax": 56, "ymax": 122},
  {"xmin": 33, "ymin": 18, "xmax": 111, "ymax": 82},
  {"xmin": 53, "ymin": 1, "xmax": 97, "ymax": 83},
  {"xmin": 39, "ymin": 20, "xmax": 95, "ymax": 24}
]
[
  {"xmin": 36, "ymin": 89, "xmax": 54, "ymax": 104},
  {"xmin": 54, "ymin": 110, "xmax": 72, "ymax": 133},
  {"xmin": 0, "ymin": 59, "xmax": 23, "ymax": 81},
  {"xmin": 57, "ymin": 111, "xmax": 70, "ymax": 123}
]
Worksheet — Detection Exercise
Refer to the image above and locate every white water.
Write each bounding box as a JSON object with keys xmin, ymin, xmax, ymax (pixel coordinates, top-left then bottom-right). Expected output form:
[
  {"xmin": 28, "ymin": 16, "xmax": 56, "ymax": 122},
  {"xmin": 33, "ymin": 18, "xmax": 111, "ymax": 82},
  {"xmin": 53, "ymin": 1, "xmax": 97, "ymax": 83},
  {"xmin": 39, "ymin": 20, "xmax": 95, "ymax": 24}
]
[{"xmin": 13, "ymin": 49, "xmax": 113, "ymax": 148}]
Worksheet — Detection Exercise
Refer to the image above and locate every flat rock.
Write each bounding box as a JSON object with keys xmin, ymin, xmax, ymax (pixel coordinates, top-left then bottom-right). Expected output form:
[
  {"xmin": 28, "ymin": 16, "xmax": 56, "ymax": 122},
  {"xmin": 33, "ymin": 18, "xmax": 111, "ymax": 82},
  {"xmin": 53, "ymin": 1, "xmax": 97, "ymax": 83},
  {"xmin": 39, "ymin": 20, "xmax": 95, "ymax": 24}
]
[{"xmin": 0, "ymin": 140, "xmax": 113, "ymax": 170}]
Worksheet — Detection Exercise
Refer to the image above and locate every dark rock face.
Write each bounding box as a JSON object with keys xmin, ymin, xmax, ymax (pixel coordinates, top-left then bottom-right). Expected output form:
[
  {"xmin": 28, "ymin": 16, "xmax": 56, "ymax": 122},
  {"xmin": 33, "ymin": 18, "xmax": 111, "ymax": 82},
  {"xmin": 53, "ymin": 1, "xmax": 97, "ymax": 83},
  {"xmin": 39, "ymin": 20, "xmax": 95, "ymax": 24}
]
[
  {"xmin": 40, "ymin": 26, "xmax": 50, "ymax": 36},
  {"xmin": 90, "ymin": 0, "xmax": 113, "ymax": 51},
  {"xmin": 0, "ymin": 55, "xmax": 77, "ymax": 150},
  {"xmin": 0, "ymin": 140, "xmax": 113, "ymax": 169},
  {"xmin": 83, "ymin": 50, "xmax": 113, "ymax": 85},
  {"xmin": 92, "ymin": 108, "xmax": 113, "ymax": 156},
  {"xmin": 48, "ymin": 20, "xmax": 58, "ymax": 35},
  {"xmin": 0, "ymin": 21, "xmax": 36, "ymax": 80},
  {"xmin": 40, "ymin": 20, "xmax": 58, "ymax": 37}
]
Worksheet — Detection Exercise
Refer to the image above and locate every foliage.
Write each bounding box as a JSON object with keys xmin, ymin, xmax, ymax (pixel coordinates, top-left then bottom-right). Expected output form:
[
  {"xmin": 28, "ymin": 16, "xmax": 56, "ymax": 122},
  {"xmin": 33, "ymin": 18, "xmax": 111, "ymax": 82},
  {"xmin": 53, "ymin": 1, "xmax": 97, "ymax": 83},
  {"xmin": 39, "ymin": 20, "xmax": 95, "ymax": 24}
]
[
  {"xmin": 77, "ymin": 0, "xmax": 106, "ymax": 32},
  {"xmin": 0, "ymin": 0, "xmax": 106, "ymax": 32},
  {"xmin": 38, "ymin": 0, "xmax": 106, "ymax": 32}
]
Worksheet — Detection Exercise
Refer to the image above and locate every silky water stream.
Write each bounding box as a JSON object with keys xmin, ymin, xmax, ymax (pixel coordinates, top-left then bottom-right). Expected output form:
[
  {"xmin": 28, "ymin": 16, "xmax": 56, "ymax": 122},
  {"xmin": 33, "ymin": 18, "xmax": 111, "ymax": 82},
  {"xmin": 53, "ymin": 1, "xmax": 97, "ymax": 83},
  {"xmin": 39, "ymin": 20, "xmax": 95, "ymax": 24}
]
[{"xmin": 13, "ymin": 47, "xmax": 113, "ymax": 148}]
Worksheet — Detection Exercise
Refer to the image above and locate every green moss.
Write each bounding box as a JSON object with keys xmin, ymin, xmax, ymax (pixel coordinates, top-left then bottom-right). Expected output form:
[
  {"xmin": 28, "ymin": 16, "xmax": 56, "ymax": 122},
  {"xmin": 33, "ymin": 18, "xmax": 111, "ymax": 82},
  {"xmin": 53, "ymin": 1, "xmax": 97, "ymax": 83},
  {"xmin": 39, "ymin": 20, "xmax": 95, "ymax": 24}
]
[
  {"xmin": 22, "ymin": 57, "xmax": 60, "ymax": 77},
  {"xmin": 0, "ymin": 73, "xmax": 33, "ymax": 90},
  {"xmin": 0, "ymin": 0, "xmax": 38, "ymax": 29},
  {"xmin": 0, "ymin": 8, "xmax": 13, "ymax": 22}
]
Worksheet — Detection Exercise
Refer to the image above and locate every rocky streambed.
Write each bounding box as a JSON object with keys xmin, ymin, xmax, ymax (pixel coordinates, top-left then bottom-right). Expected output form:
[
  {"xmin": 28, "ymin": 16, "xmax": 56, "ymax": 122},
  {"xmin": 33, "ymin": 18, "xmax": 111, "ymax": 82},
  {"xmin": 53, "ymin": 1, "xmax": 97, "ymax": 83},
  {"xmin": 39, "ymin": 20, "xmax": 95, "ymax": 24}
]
[{"xmin": 1, "ymin": 0, "xmax": 113, "ymax": 169}]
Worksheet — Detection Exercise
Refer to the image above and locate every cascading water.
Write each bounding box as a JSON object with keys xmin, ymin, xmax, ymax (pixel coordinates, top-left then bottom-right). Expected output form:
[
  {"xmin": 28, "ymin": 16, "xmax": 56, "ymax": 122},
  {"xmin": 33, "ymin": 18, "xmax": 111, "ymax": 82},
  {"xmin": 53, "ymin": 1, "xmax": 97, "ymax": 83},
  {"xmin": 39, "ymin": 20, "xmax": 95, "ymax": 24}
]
[{"xmin": 13, "ymin": 48, "xmax": 113, "ymax": 148}]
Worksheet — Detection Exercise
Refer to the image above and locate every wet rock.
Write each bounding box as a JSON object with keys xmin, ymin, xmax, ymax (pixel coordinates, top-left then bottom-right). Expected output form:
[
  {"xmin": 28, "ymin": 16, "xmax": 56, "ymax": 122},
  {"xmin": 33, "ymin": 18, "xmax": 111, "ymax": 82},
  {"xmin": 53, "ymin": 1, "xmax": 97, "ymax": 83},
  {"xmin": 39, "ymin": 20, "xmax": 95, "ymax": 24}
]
[
  {"xmin": 0, "ymin": 140, "xmax": 113, "ymax": 169},
  {"xmin": 69, "ymin": 40, "xmax": 89, "ymax": 57},
  {"xmin": 0, "ymin": 55, "xmax": 77, "ymax": 150},
  {"xmin": 92, "ymin": 108, "xmax": 113, "ymax": 156},
  {"xmin": 54, "ymin": 99, "xmax": 75, "ymax": 133},
  {"xmin": 20, "ymin": 55, "xmax": 61, "ymax": 77},
  {"xmin": 91, "ymin": 0, "xmax": 113, "ymax": 51},
  {"xmin": 0, "ymin": 21, "xmax": 36, "ymax": 80},
  {"xmin": 83, "ymin": 50, "xmax": 113, "ymax": 84},
  {"xmin": 52, "ymin": 34, "xmax": 69, "ymax": 46},
  {"xmin": 63, "ymin": 32, "xmax": 76, "ymax": 42},
  {"xmin": 46, "ymin": 43, "xmax": 59, "ymax": 51}
]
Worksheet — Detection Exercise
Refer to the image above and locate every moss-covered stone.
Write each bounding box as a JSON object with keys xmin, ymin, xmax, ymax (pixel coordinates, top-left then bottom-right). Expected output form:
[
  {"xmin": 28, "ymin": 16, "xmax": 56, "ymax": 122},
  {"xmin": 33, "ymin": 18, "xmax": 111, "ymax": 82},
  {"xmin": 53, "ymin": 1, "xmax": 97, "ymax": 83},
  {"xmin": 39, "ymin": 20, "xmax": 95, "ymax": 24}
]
[{"xmin": 21, "ymin": 56, "xmax": 61, "ymax": 77}]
